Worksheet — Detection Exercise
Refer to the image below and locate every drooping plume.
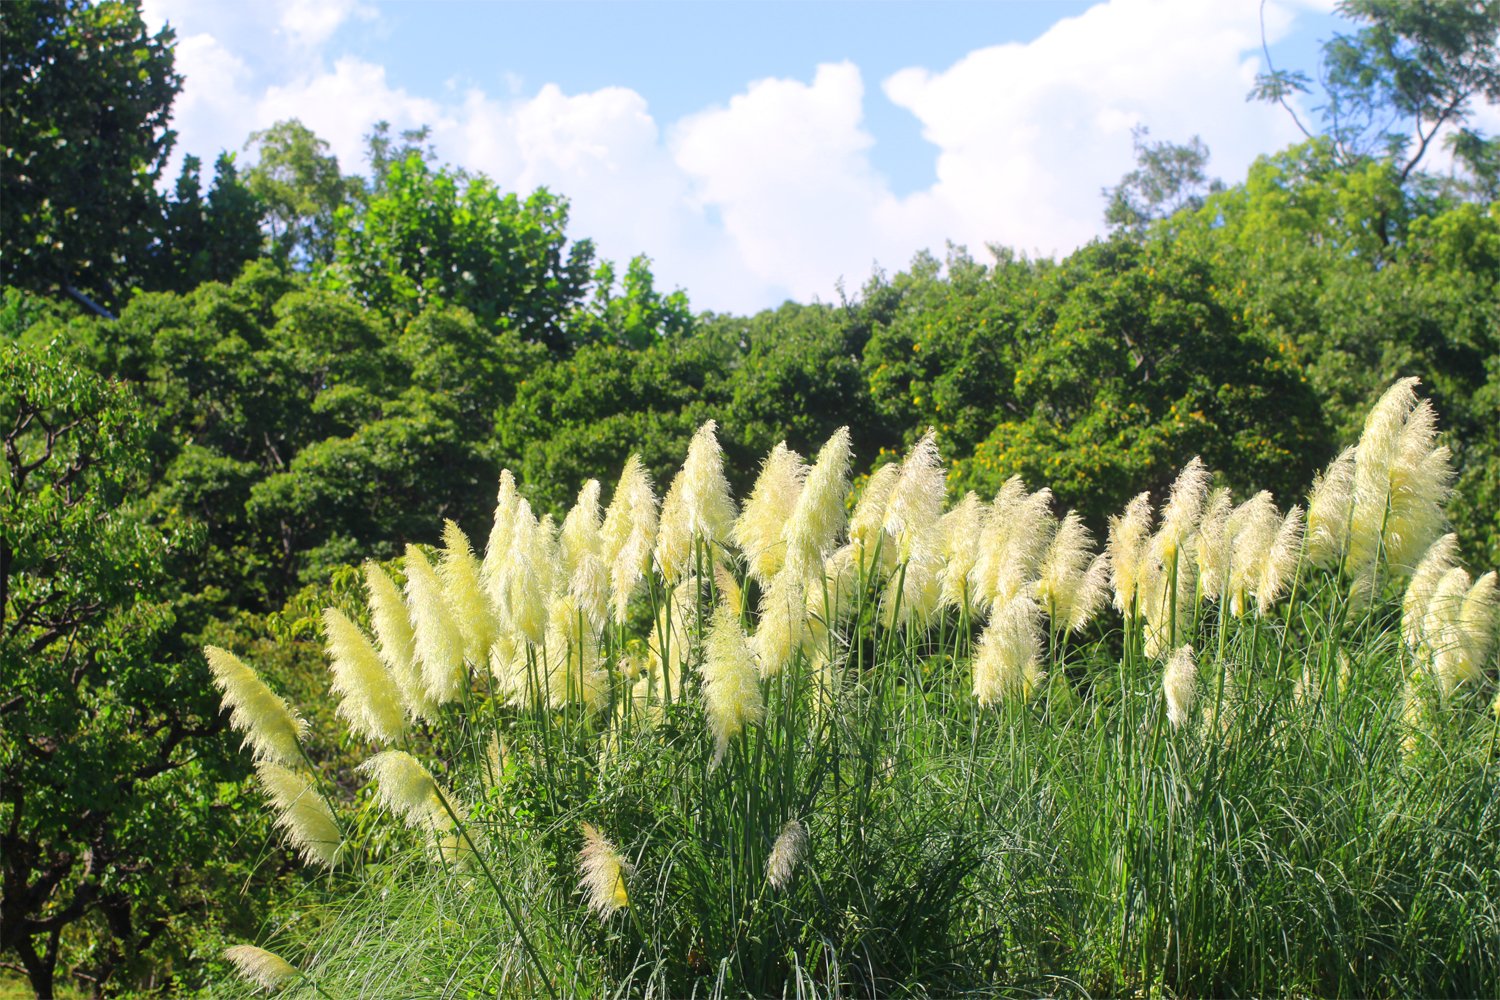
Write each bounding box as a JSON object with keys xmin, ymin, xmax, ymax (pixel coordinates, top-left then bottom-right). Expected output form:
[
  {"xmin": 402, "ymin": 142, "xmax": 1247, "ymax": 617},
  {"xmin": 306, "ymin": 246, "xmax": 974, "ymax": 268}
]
[
  {"xmin": 655, "ymin": 421, "xmax": 737, "ymax": 583},
  {"xmin": 1403, "ymin": 533, "xmax": 1459, "ymax": 649},
  {"xmin": 701, "ymin": 601, "xmax": 765, "ymax": 764},
  {"xmin": 1305, "ymin": 447, "xmax": 1354, "ymax": 568},
  {"xmin": 403, "ymin": 545, "xmax": 468, "ymax": 704},
  {"xmin": 578, "ymin": 823, "xmax": 631, "ymax": 919},
  {"xmin": 1035, "ymin": 511, "xmax": 1108, "ymax": 632},
  {"xmin": 361, "ymin": 750, "xmax": 451, "ymax": 834},
  {"xmin": 364, "ymin": 561, "xmax": 436, "ymax": 722},
  {"xmin": 600, "ymin": 454, "xmax": 658, "ymax": 623},
  {"xmin": 972, "ymin": 595, "xmax": 1044, "ymax": 706},
  {"xmin": 322, "ymin": 607, "xmax": 407, "ymax": 744},
  {"xmin": 734, "ymin": 442, "xmax": 806, "ymax": 584},
  {"xmin": 767, "ymin": 818, "xmax": 809, "ymax": 890},
  {"xmin": 224, "ymin": 945, "xmax": 299, "ymax": 992},
  {"xmin": 204, "ymin": 646, "xmax": 306, "ymax": 766},
  {"xmin": 255, "ymin": 762, "xmax": 343, "ymax": 868}
]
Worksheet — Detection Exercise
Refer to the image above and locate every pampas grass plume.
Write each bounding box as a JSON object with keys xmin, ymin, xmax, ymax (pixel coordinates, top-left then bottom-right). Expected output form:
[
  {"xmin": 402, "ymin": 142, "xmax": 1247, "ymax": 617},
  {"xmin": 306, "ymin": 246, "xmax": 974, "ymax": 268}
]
[
  {"xmin": 364, "ymin": 562, "xmax": 436, "ymax": 722},
  {"xmin": 204, "ymin": 646, "xmax": 305, "ymax": 766},
  {"xmin": 1306, "ymin": 447, "xmax": 1354, "ymax": 568},
  {"xmin": 1404, "ymin": 533, "xmax": 1459, "ymax": 648},
  {"xmin": 579, "ymin": 823, "xmax": 631, "ymax": 919},
  {"xmin": 403, "ymin": 545, "xmax": 468, "ymax": 704},
  {"xmin": 224, "ymin": 945, "xmax": 299, "ymax": 992},
  {"xmin": 655, "ymin": 421, "xmax": 736, "ymax": 582},
  {"xmin": 255, "ymin": 762, "xmax": 342, "ymax": 868},
  {"xmin": 1107, "ymin": 492, "xmax": 1154, "ymax": 615},
  {"xmin": 973, "ymin": 595, "xmax": 1044, "ymax": 706},
  {"xmin": 601, "ymin": 454, "xmax": 658, "ymax": 623},
  {"xmin": 767, "ymin": 818, "xmax": 809, "ymax": 890},
  {"xmin": 785, "ymin": 426, "xmax": 852, "ymax": 570},
  {"xmin": 1036, "ymin": 510, "xmax": 1107, "ymax": 631},
  {"xmin": 702, "ymin": 601, "xmax": 765, "ymax": 763},
  {"xmin": 361, "ymin": 749, "xmax": 447, "ymax": 832},
  {"xmin": 323, "ymin": 608, "xmax": 406, "ymax": 744},
  {"xmin": 1162, "ymin": 644, "xmax": 1198, "ymax": 729},
  {"xmin": 440, "ymin": 520, "xmax": 496, "ymax": 666},
  {"xmin": 735, "ymin": 442, "xmax": 806, "ymax": 583}
]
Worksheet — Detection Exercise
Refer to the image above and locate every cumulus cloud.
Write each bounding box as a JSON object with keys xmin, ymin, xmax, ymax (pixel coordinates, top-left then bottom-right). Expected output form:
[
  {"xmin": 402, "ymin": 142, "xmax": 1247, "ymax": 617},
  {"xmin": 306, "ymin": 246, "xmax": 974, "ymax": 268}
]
[{"xmin": 150, "ymin": 0, "xmax": 1470, "ymax": 314}]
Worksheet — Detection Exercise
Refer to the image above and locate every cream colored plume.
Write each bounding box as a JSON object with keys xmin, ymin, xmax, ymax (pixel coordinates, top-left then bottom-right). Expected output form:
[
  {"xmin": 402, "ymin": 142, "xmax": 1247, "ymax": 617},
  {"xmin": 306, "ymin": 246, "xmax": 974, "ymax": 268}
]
[
  {"xmin": 785, "ymin": 427, "xmax": 852, "ymax": 572},
  {"xmin": 255, "ymin": 762, "xmax": 343, "ymax": 868},
  {"xmin": 755, "ymin": 565, "xmax": 808, "ymax": 676},
  {"xmin": 702, "ymin": 601, "xmax": 765, "ymax": 763},
  {"xmin": 600, "ymin": 454, "xmax": 658, "ymax": 623},
  {"xmin": 1195, "ymin": 488, "xmax": 1233, "ymax": 601},
  {"xmin": 1107, "ymin": 492, "xmax": 1154, "ymax": 615},
  {"xmin": 224, "ymin": 945, "xmax": 299, "ymax": 992},
  {"xmin": 544, "ymin": 593, "xmax": 608, "ymax": 712},
  {"xmin": 578, "ymin": 822, "xmax": 631, "ymax": 919},
  {"xmin": 650, "ymin": 574, "xmax": 698, "ymax": 699},
  {"xmin": 848, "ymin": 461, "xmax": 901, "ymax": 571},
  {"xmin": 1421, "ymin": 568, "xmax": 1498, "ymax": 699},
  {"xmin": 403, "ymin": 545, "xmax": 468, "ymax": 704},
  {"xmin": 767, "ymin": 818, "xmax": 809, "ymax": 890},
  {"xmin": 1402, "ymin": 533, "xmax": 1459, "ymax": 649},
  {"xmin": 882, "ymin": 431, "xmax": 948, "ymax": 624},
  {"xmin": 1162, "ymin": 644, "xmax": 1198, "ymax": 729},
  {"xmin": 204, "ymin": 646, "xmax": 306, "ymax": 766},
  {"xmin": 974, "ymin": 477, "xmax": 1056, "ymax": 609},
  {"xmin": 939, "ymin": 491, "xmax": 986, "ymax": 613},
  {"xmin": 735, "ymin": 442, "xmax": 806, "ymax": 584},
  {"xmin": 1035, "ymin": 511, "xmax": 1108, "ymax": 632},
  {"xmin": 1255, "ymin": 504, "xmax": 1304, "ymax": 615},
  {"xmin": 479, "ymin": 469, "xmax": 521, "ymax": 594},
  {"xmin": 441, "ymin": 520, "xmax": 496, "ymax": 666},
  {"xmin": 655, "ymin": 421, "xmax": 737, "ymax": 583},
  {"xmin": 1156, "ymin": 457, "xmax": 1211, "ymax": 566},
  {"xmin": 360, "ymin": 750, "xmax": 451, "ymax": 833},
  {"xmin": 1140, "ymin": 541, "xmax": 1197, "ymax": 658},
  {"xmin": 364, "ymin": 562, "xmax": 437, "ymax": 722},
  {"xmin": 323, "ymin": 608, "xmax": 406, "ymax": 744},
  {"xmin": 972, "ymin": 595, "xmax": 1044, "ymax": 706},
  {"xmin": 560, "ymin": 479, "xmax": 603, "ymax": 580},
  {"xmin": 486, "ymin": 499, "xmax": 554, "ymax": 646},
  {"xmin": 1225, "ymin": 492, "xmax": 1278, "ymax": 617},
  {"xmin": 1305, "ymin": 447, "xmax": 1354, "ymax": 568}
]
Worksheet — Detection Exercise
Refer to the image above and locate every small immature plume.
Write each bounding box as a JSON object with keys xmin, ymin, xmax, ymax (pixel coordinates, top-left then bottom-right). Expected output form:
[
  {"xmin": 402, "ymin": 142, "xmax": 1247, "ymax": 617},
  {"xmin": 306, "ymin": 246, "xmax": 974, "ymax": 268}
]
[
  {"xmin": 224, "ymin": 944, "xmax": 299, "ymax": 992},
  {"xmin": 1107, "ymin": 492, "xmax": 1154, "ymax": 615},
  {"xmin": 767, "ymin": 818, "xmax": 809, "ymax": 890},
  {"xmin": 403, "ymin": 545, "xmax": 468, "ymax": 704},
  {"xmin": 785, "ymin": 427, "xmax": 852, "ymax": 571},
  {"xmin": 1162, "ymin": 644, "xmax": 1198, "ymax": 729},
  {"xmin": 323, "ymin": 608, "xmax": 407, "ymax": 744},
  {"xmin": 701, "ymin": 602, "xmax": 765, "ymax": 764},
  {"xmin": 938, "ymin": 491, "xmax": 986, "ymax": 613},
  {"xmin": 578, "ymin": 822, "xmax": 631, "ymax": 919},
  {"xmin": 600, "ymin": 454, "xmax": 658, "ymax": 623},
  {"xmin": 972, "ymin": 595, "xmax": 1044, "ymax": 707},
  {"xmin": 655, "ymin": 421, "xmax": 737, "ymax": 583},
  {"xmin": 1403, "ymin": 533, "xmax": 1459, "ymax": 649},
  {"xmin": 1035, "ymin": 511, "xmax": 1108, "ymax": 632},
  {"xmin": 364, "ymin": 562, "xmax": 436, "ymax": 722},
  {"xmin": 204, "ymin": 646, "xmax": 306, "ymax": 767},
  {"xmin": 735, "ymin": 442, "xmax": 807, "ymax": 584},
  {"xmin": 255, "ymin": 762, "xmax": 343, "ymax": 868},
  {"xmin": 1305, "ymin": 447, "xmax": 1354, "ymax": 568}
]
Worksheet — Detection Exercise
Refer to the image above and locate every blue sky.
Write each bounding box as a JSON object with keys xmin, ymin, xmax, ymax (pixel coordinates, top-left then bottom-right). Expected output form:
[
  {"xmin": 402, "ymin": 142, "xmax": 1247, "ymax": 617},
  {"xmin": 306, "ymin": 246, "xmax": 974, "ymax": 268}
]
[{"xmin": 142, "ymin": 0, "xmax": 1463, "ymax": 315}]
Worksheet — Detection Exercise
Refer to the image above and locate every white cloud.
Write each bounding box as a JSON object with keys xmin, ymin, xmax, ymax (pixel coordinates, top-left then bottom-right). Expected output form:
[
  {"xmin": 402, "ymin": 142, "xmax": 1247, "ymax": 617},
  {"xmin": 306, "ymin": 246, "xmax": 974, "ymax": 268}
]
[{"xmin": 153, "ymin": 0, "xmax": 1487, "ymax": 315}]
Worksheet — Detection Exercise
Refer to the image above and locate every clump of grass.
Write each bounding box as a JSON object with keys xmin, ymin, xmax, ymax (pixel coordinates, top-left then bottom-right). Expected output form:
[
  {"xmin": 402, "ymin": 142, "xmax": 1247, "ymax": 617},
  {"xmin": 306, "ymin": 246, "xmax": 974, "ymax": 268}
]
[{"xmin": 214, "ymin": 383, "xmax": 1499, "ymax": 998}]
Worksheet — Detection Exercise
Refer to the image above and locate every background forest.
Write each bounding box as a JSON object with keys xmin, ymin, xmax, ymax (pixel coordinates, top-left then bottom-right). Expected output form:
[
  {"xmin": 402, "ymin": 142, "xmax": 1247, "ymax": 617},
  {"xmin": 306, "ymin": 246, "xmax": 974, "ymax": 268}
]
[{"xmin": 2, "ymin": 0, "xmax": 1498, "ymax": 996}]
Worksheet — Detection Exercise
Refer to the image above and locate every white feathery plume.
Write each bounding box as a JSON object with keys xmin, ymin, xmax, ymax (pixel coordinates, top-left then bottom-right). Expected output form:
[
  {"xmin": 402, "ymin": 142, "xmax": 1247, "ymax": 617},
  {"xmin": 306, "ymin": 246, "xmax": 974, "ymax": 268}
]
[
  {"xmin": 785, "ymin": 427, "xmax": 852, "ymax": 571},
  {"xmin": 403, "ymin": 545, "xmax": 468, "ymax": 704},
  {"xmin": 364, "ymin": 562, "xmax": 436, "ymax": 722},
  {"xmin": 972, "ymin": 595, "xmax": 1044, "ymax": 706},
  {"xmin": 1162, "ymin": 644, "xmax": 1198, "ymax": 729},
  {"xmin": 560, "ymin": 479, "xmax": 603, "ymax": 579},
  {"xmin": 1255, "ymin": 504, "xmax": 1304, "ymax": 615},
  {"xmin": 544, "ymin": 592, "xmax": 608, "ymax": 712},
  {"xmin": 882, "ymin": 431, "xmax": 948, "ymax": 625},
  {"xmin": 224, "ymin": 945, "xmax": 299, "ymax": 992},
  {"xmin": 440, "ymin": 520, "xmax": 497, "ymax": 670},
  {"xmin": 1156, "ymin": 457, "xmax": 1211, "ymax": 566},
  {"xmin": 1305, "ymin": 447, "xmax": 1354, "ymax": 568},
  {"xmin": 735, "ymin": 442, "xmax": 807, "ymax": 584},
  {"xmin": 754, "ymin": 565, "xmax": 808, "ymax": 676},
  {"xmin": 1035, "ymin": 510, "xmax": 1108, "ymax": 632},
  {"xmin": 255, "ymin": 762, "xmax": 343, "ymax": 868},
  {"xmin": 939, "ymin": 491, "xmax": 986, "ymax": 613},
  {"xmin": 360, "ymin": 750, "xmax": 452, "ymax": 834},
  {"xmin": 579, "ymin": 823, "xmax": 631, "ymax": 919},
  {"xmin": 323, "ymin": 608, "xmax": 407, "ymax": 744},
  {"xmin": 974, "ymin": 477, "xmax": 1056, "ymax": 609},
  {"xmin": 204, "ymin": 646, "xmax": 306, "ymax": 766},
  {"xmin": 767, "ymin": 819, "xmax": 809, "ymax": 890},
  {"xmin": 1140, "ymin": 540, "xmax": 1197, "ymax": 659},
  {"xmin": 1107, "ymin": 492, "xmax": 1154, "ymax": 615},
  {"xmin": 1195, "ymin": 488, "xmax": 1234, "ymax": 602},
  {"xmin": 1403, "ymin": 533, "xmax": 1459, "ymax": 649},
  {"xmin": 655, "ymin": 420, "xmax": 737, "ymax": 583},
  {"xmin": 600, "ymin": 454, "xmax": 658, "ymax": 624},
  {"xmin": 480, "ymin": 469, "xmax": 521, "ymax": 590},
  {"xmin": 701, "ymin": 601, "xmax": 765, "ymax": 764},
  {"xmin": 1225, "ymin": 492, "xmax": 1278, "ymax": 617},
  {"xmin": 847, "ymin": 461, "xmax": 901, "ymax": 571},
  {"xmin": 1423, "ymin": 568, "xmax": 1498, "ymax": 699}
]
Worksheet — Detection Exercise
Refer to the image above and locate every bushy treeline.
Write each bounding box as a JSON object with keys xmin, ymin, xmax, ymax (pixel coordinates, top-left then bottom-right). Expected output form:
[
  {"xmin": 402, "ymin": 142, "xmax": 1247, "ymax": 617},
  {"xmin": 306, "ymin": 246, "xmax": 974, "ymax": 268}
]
[{"xmin": 3, "ymin": 0, "xmax": 1499, "ymax": 994}]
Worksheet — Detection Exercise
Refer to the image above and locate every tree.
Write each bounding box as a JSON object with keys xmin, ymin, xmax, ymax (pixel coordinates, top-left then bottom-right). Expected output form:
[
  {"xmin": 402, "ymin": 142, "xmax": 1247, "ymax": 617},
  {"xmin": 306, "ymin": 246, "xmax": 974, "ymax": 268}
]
[
  {"xmin": 244, "ymin": 120, "xmax": 361, "ymax": 267},
  {"xmin": 1252, "ymin": 0, "xmax": 1500, "ymax": 184},
  {"xmin": 0, "ymin": 343, "xmax": 236, "ymax": 997},
  {"xmin": 1103, "ymin": 126, "xmax": 1223, "ymax": 233},
  {"xmin": 142, "ymin": 153, "xmax": 265, "ymax": 294},
  {"xmin": 0, "ymin": 0, "xmax": 180, "ymax": 310}
]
